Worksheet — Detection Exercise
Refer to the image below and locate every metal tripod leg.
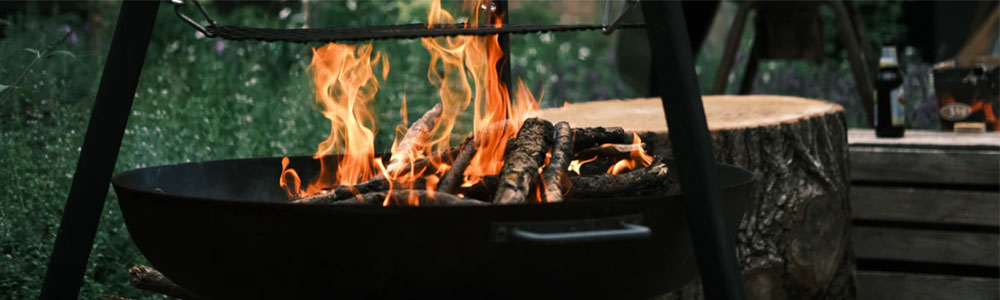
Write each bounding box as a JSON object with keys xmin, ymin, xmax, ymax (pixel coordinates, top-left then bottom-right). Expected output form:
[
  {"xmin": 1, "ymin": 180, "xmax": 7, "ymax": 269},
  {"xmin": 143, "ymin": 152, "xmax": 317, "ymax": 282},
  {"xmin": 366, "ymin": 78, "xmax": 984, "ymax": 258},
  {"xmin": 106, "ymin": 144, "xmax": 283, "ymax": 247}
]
[
  {"xmin": 641, "ymin": 2, "xmax": 746, "ymax": 300},
  {"xmin": 40, "ymin": 1, "xmax": 159, "ymax": 299}
]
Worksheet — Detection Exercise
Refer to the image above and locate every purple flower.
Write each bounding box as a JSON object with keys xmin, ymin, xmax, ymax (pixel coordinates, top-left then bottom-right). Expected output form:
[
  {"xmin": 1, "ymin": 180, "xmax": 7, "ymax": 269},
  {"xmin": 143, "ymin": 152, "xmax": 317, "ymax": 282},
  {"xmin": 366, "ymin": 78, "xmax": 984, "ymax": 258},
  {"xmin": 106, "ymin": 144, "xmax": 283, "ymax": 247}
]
[
  {"xmin": 215, "ymin": 39, "xmax": 226, "ymax": 55},
  {"xmin": 59, "ymin": 24, "xmax": 78, "ymax": 44}
]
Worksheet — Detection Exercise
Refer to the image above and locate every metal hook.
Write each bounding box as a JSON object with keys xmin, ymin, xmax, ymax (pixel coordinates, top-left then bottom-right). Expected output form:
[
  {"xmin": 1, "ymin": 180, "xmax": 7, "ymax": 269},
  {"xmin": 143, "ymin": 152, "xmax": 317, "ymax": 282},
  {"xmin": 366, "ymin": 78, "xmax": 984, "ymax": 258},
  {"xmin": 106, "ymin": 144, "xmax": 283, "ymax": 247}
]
[
  {"xmin": 602, "ymin": 0, "xmax": 639, "ymax": 35},
  {"xmin": 171, "ymin": 0, "xmax": 218, "ymax": 38}
]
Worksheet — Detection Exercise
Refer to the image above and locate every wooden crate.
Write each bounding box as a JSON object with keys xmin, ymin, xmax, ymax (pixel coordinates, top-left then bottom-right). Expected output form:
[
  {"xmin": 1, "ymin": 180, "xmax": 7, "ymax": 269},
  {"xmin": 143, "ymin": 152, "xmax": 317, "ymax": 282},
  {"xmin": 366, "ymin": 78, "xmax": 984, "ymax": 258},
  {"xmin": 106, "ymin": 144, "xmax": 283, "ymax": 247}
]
[{"xmin": 849, "ymin": 129, "xmax": 1000, "ymax": 300}]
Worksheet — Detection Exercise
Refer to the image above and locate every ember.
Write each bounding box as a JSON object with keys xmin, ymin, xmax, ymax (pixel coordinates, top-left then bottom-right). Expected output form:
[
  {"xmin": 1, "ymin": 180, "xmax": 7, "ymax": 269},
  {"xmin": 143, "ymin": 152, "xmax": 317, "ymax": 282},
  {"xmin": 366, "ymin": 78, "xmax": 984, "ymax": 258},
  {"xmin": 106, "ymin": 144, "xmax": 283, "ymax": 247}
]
[{"xmin": 282, "ymin": 0, "xmax": 668, "ymax": 206}]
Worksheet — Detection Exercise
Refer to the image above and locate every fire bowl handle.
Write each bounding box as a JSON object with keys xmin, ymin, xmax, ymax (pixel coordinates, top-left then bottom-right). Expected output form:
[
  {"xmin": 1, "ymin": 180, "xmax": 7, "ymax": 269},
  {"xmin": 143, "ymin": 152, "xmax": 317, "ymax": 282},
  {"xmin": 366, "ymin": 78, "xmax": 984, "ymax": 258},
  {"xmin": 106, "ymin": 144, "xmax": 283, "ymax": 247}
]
[{"xmin": 492, "ymin": 215, "xmax": 650, "ymax": 244}]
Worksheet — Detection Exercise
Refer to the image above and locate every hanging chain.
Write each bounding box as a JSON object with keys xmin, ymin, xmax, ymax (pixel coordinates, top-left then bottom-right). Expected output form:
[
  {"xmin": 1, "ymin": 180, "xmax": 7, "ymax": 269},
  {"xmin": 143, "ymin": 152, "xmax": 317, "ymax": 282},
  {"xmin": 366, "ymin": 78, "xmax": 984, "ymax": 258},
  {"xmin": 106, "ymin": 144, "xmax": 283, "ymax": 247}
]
[{"xmin": 168, "ymin": 0, "xmax": 644, "ymax": 44}]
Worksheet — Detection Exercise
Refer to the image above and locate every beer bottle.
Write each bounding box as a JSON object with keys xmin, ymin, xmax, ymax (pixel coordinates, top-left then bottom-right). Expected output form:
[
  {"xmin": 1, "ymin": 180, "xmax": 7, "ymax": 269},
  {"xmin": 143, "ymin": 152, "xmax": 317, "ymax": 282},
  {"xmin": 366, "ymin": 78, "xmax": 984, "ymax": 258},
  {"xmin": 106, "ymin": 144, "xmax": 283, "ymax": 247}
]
[{"xmin": 874, "ymin": 37, "xmax": 906, "ymax": 137}]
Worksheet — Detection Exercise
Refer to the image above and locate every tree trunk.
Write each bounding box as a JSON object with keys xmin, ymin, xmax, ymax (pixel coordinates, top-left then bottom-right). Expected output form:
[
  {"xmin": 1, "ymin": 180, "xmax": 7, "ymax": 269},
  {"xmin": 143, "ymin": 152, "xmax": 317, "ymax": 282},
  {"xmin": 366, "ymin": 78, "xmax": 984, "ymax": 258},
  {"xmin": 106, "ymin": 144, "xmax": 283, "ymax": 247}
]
[{"xmin": 536, "ymin": 95, "xmax": 855, "ymax": 300}]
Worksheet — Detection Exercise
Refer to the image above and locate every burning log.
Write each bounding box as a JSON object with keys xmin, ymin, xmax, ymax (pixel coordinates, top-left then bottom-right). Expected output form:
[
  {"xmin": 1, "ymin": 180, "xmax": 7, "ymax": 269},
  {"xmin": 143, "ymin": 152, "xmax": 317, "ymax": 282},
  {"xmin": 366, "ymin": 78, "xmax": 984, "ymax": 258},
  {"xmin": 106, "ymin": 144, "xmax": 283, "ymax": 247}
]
[
  {"xmin": 387, "ymin": 103, "xmax": 443, "ymax": 175},
  {"xmin": 437, "ymin": 138, "xmax": 476, "ymax": 194},
  {"xmin": 290, "ymin": 179, "xmax": 389, "ymax": 204},
  {"xmin": 541, "ymin": 122, "xmax": 573, "ymax": 202},
  {"xmin": 492, "ymin": 118, "xmax": 554, "ymax": 204},
  {"xmin": 572, "ymin": 126, "xmax": 631, "ymax": 150},
  {"xmin": 333, "ymin": 190, "xmax": 486, "ymax": 206},
  {"xmin": 576, "ymin": 143, "xmax": 646, "ymax": 160},
  {"xmin": 565, "ymin": 159, "xmax": 669, "ymax": 198},
  {"xmin": 461, "ymin": 159, "xmax": 670, "ymax": 200},
  {"xmin": 129, "ymin": 265, "xmax": 207, "ymax": 300}
]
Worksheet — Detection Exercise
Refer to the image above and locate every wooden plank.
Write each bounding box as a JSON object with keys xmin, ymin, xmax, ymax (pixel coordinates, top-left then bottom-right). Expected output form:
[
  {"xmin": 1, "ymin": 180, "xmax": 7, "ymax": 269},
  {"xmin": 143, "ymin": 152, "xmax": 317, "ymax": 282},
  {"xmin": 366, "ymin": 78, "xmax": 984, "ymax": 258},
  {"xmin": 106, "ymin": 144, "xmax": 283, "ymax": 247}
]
[
  {"xmin": 856, "ymin": 271, "xmax": 999, "ymax": 300},
  {"xmin": 850, "ymin": 147, "xmax": 1000, "ymax": 185},
  {"xmin": 851, "ymin": 186, "xmax": 1000, "ymax": 226},
  {"xmin": 849, "ymin": 129, "xmax": 1000, "ymax": 148},
  {"xmin": 854, "ymin": 226, "xmax": 999, "ymax": 266}
]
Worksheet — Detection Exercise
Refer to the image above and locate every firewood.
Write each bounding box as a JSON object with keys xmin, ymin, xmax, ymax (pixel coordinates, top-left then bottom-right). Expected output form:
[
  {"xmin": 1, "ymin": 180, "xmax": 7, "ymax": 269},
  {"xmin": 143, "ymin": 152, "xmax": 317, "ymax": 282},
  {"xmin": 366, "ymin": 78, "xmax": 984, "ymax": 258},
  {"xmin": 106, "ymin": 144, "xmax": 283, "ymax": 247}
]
[
  {"xmin": 333, "ymin": 190, "xmax": 487, "ymax": 206},
  {"xmin": 290, "ymin": 178, "xmax": 389, "ymax": 204},
  {"xmin": 460, "ymin": 159, "xmax": 670, "ymax": 200},
  {"xmin": 290, "ymin": 146, "xmax": 463, "ymax": 204},
  {"xmin": 492, "ymin": 118, "xmax": 554, "ymax": 204},
  {"xmin": 572, "ymin": 126, "xmax": 630, "ymax": 150},
  {"xmin": 565, "ymin": 159, "xmax": 669, "ymax": 198},
  {"xmin": 541, "ymin": 122, "xmax": 573, "ymax": 202},
  {"xmin": 387, "ymin": 103, "xmax": 443, "ymax": 176},
  {"xmin": 129, "ymin": 265, "xmax": 208, "ymax": 300},
  {"xmin": 437, "ymin": 138, "xmax": 477, "ymax": 194},
  {"xmin": 575, "ymin": 143, "xmax": 646, "ymax": 160}
]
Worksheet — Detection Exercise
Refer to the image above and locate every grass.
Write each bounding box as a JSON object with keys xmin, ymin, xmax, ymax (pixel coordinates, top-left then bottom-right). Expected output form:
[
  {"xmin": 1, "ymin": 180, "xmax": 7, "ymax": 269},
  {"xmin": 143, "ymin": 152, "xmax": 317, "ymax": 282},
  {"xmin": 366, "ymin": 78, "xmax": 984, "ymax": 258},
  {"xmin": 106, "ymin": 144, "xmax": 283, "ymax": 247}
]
[{"xmin": 0, "ymin": 1, "xmax": 915, "ymax": 299}]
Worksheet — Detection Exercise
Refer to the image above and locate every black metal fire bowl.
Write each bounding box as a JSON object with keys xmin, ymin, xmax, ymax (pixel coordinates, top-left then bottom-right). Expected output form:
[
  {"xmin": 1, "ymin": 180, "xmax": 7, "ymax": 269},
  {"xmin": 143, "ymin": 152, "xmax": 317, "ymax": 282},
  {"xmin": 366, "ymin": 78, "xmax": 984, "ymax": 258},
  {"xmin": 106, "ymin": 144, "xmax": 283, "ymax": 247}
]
[{"xmin": 112, "ymin": 155, "xmax": 754, "ymax": 299}]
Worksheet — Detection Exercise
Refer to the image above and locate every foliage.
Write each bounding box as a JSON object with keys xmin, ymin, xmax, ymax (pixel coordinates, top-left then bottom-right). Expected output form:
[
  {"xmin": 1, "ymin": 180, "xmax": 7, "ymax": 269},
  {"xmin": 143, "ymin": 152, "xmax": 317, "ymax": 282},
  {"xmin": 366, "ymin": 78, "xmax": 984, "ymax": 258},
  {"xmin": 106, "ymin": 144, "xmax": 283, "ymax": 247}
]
[{"xmin": 0, "ymin": 1, "xmax": 916, "ymax": 299}]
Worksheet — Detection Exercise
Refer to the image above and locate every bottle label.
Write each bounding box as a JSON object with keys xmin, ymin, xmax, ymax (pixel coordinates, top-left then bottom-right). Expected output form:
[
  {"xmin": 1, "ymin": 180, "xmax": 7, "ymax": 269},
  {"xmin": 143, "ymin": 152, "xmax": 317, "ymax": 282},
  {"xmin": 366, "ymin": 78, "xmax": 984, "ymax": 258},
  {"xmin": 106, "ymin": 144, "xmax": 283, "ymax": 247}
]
[
  {"xmin": 873, "ymin": 90, "xmax": 879, "ymax": 127},
  {"xmin": 890, "ymin": 87, "xmax": 905, "ymax": 126}
]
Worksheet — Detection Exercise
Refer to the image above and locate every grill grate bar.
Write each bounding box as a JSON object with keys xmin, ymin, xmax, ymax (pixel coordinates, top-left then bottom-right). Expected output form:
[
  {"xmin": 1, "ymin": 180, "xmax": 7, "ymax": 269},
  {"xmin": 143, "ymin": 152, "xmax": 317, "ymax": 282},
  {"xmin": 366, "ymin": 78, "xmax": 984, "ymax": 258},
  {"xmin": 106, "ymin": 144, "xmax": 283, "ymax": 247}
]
[{"xmin": 205, "ymin": 23, "xmax": 645, "ymax": 44}]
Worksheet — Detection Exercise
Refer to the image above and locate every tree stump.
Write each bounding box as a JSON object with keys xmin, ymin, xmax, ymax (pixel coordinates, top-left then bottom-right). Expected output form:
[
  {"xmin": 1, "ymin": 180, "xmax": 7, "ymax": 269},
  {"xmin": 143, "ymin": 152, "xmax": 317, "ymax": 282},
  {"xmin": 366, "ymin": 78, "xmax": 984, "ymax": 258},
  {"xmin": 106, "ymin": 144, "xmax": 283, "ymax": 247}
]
[{"xmin": 535, "ymin": 95, "xmax": 855, "ymax": 300}]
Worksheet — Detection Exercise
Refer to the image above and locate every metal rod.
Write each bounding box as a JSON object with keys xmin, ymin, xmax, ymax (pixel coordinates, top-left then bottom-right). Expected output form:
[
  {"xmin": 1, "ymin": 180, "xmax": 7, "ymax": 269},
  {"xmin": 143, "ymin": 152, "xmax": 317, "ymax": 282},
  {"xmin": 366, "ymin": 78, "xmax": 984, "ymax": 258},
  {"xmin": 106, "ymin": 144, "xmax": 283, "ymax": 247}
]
[
  {"xmin": 639, "ymin": 2, "xmax": 746, "ymax": 300},
  {"xmin": 40, "ymin": 1, "xmax": 159, "ymax": 299},
  {"xmin": 493, "ymin": 0, "xmax": 512, "ymax": 98}
]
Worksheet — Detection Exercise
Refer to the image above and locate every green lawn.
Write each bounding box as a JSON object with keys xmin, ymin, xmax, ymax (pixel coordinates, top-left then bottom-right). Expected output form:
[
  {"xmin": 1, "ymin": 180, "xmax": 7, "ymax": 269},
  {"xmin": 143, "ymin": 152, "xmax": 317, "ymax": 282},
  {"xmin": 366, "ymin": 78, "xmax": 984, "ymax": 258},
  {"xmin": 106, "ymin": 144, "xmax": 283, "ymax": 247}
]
[{"xmin": 0, "ymin": 1, "xmax": 910, "ymax": 298}]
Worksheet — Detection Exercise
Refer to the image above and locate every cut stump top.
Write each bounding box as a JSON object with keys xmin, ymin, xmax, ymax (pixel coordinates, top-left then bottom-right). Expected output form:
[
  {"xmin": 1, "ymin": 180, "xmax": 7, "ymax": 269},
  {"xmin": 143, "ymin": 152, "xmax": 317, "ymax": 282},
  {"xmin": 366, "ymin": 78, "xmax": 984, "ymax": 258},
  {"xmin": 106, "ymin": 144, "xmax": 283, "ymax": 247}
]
[{"xmin": 532, "ymin": 95, "xmax": 843, "ymax": 132}]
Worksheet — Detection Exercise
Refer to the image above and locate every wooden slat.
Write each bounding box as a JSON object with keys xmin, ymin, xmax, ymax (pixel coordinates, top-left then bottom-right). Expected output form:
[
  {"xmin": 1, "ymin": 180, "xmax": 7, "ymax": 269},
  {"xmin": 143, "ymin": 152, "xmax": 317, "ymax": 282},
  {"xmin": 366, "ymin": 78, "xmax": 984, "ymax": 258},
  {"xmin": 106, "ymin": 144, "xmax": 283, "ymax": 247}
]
[
  {"xmin": 849, "ymin": 129, "xmax": 1000, "ymax": 148},
  {"xmin": 851, "ymin": 186, "xmax": 1000, "ymax": 226},
  {"xmin": 857, "ymin": 271, "xmax": 999, "ymax": 300},
  {"xmin": 850, "ymin": 147, "xmax": 1000, "ymax": 185},
  {"xmin": 854, "ymin": 226, "xmax": 999, "ymax": 266}
]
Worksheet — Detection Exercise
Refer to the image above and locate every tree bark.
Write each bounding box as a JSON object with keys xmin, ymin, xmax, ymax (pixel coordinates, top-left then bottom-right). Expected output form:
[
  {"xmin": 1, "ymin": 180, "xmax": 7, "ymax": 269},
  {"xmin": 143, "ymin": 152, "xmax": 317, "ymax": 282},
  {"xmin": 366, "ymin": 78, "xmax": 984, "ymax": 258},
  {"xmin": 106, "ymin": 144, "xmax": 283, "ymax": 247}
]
[
  {"xmin": 541, "ymin": 122, "xmax": 573, "ymax": 202},
  {"xmin": 387, "ymin": 103, "xmax": 443, "ymax": 176},
  {"xmin": 437, "ymin": 138, "xmax": 476, "ymax": 194},
  {"xmin": 493, "ymin": 118, "xmax": 553, "ymax": 204},
  {"xmin": 536, "ymin": 95, "xmax": 855, "ymax": 300}
]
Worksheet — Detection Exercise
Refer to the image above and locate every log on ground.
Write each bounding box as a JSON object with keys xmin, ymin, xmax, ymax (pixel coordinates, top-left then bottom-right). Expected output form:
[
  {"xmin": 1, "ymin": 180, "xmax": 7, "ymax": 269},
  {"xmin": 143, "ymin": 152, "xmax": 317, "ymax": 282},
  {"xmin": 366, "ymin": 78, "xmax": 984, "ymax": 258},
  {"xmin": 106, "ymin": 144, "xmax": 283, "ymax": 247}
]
[{"xmin": 129, "ymin": 265, "xmax": 208, "ymax": 300}]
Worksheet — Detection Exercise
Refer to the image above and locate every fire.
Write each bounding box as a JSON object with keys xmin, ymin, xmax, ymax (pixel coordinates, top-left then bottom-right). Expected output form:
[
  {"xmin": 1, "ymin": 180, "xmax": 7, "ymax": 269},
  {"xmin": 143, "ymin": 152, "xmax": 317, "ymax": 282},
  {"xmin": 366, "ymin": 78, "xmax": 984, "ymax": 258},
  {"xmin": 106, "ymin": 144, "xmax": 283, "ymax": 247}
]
[
  {"xmin": 280, "ymin": 43, "xmax": 386, "ymax": 197},
  {"xmin": 281, "ymin": 0, "xmax": 541, "ymax": 204},
  {"xmin": 567, "ymin": 156, "xmax": 598, "ymax": 175},
  {"xmin": 421, "ymin": 0, "xmax": 538, "ymax": 187},
  {"xmin": 607, "ymin": 132, "xmax": 654, "ymax": 175}
]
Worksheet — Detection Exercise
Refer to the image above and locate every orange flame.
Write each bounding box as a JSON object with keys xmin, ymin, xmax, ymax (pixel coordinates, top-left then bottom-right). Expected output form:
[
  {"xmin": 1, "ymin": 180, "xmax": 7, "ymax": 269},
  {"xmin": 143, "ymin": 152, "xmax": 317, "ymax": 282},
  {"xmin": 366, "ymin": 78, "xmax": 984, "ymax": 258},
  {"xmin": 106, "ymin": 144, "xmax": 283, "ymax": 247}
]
[
  {"xmin": 568, "ymin": 156, "xmax": 598, "ymax": 175},
  {"xmin": 282, "ymin": 0, "xmax": 542, "ymax": 204},
  {"xmin": 422, "ymin": 0, "xmax": 538, "ymax": 187},
  {"xmin": 607, "ymin": 132, "xmax": 654, "ymax": 175},
  {"xmin": 280, "ymin": 43, "xmax": 386, "ymax": 198}
]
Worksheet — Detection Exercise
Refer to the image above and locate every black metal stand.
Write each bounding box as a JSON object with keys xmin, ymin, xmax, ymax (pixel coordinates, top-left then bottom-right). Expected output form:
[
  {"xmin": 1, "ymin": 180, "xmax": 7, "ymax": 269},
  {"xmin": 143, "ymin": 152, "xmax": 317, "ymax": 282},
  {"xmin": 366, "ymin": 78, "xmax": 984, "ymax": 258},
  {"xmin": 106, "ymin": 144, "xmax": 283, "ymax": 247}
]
[
  {"xmin": 39, "ymin": 1, "xmax": 159, "ymax": 299},
  {"xmin": 641, "ymin": 2, "xmax": 746, "ymax": 299},
  {"xmin": 41, "ymin": 1, "xmax": 743, "ymax": 299}
]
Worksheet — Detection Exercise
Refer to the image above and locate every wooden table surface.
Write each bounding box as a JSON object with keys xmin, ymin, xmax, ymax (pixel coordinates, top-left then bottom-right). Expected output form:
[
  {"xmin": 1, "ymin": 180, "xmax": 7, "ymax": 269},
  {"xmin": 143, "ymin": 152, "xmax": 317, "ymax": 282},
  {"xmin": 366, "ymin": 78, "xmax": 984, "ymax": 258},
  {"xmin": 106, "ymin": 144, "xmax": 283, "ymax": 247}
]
[{"xmin": 846, "ymin": 129, "xmax": 999, "ymax": 300}]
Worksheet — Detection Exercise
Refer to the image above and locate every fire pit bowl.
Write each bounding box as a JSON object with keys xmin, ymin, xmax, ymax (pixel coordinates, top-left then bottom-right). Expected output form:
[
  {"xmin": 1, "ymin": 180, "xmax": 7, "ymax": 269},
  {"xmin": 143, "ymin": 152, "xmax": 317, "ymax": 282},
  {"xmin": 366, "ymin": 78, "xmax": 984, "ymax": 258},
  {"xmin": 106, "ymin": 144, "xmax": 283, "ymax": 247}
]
[{"xmin": 112, "ymin": 155, "xmax": 753, "ymax": 299}]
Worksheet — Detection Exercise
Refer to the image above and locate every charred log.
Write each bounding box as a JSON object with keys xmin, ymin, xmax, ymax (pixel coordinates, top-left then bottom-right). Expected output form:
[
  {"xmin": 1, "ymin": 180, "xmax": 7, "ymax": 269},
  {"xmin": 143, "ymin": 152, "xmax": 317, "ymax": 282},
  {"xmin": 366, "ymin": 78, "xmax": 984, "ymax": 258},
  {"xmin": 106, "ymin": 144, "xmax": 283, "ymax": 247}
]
[
  {"xmin": 572, "ymin": 126, "xmax": 630, "ymax": 150},
  {"xmin": 129, "ymin": 265, "xmax": 208, "ymax": 300},
  {"xmin": 387, "ymin": 103, "xmax": 443, "ymax": 175},
  {"xmin": 492, "ymin": 118, "xmax": 554, "ymax": 204},
  {"xmin": 437, "ymin": 138, "xmax": 476, "ymax": 194},
  {"xmin": 576, "ymin": 143, "xmax": 646, "ymax": 160},
  {"xmin": 459, "ymin": 160, "xmax": 670, "ymax": 201},
  {"xmin": 541, "ymin": 122, "xmax": 573, "ymax": 202},
  {"xmin": 565, "ymin": 159, "xmax": 670, "ymax": 198},
  {"xmin": 333, "ymin": 190, "xmax": 486, "ymax": 206}
]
